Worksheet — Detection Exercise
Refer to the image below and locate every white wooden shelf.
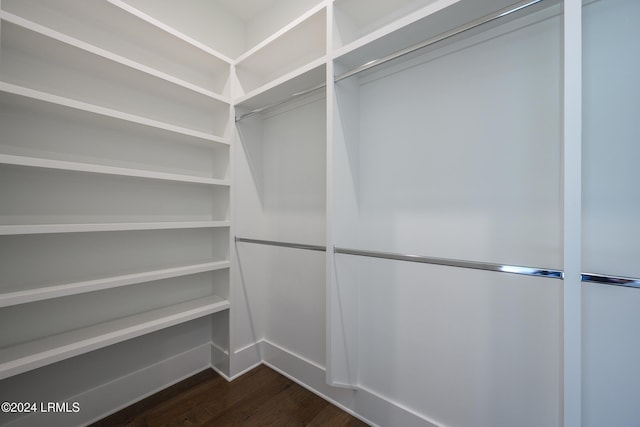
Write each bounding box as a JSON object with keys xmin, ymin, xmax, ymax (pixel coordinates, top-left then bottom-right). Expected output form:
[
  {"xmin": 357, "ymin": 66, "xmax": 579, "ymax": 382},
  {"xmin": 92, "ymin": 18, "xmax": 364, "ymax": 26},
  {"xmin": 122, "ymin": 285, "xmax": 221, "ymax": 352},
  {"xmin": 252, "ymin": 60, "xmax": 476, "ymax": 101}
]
[
  {"xmin": 1, "ymin": 0, "xmax": 232, "ymax": 97},
  {"xmin": 0, "ymin": 261, "xmax": 230, "ymax": 308},
  {"xmin": 0, "ymin": 221, "xmax": 231, "ymax": 236},
  {"xmin": 0, "ymin": 11, "xmax": 228, "ymax": 104},
  {"xmin": 235, "ymin": 5, "xmax": 327, "ymax": 96},
  {"xmin": 0, "ymin": 295, "xmax": 229, "ymax": 380},
  {"xmin": 0, "ymin": 82, "xmax": 230, "ymax": 146},
  {"xmin": 0, "ymin": 20, "xmax": 229, "ymax": 136},
  {"xmin": 105, "ymin": 0, "xmax": 233, "ymax": 64},
  {"xmin": 235, "ymin": 60, "xmax": 326, "ymax": 114},
  {"xmin": 0, "ymin": 154, "xmax": 230, "ymax": 187},
  {"xmin": 332, "ymin": 0, "xmax": 458, "ymax": 52},
  {"xmin": 333, "ymin": 0, "xmax": 560, "ymax": 72}
]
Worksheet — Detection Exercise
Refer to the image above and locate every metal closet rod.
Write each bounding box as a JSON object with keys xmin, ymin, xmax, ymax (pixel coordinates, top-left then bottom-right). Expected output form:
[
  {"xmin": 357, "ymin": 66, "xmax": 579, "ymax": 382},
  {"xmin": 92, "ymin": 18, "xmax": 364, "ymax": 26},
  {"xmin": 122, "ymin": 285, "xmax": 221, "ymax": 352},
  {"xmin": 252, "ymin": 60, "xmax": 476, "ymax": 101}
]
[
  {"xmin": 235, "ymin": 237, "xmax": 640, "ymax": 288},
  {"xmin": 234, "ymin": 236, "xmax": 563, "ymax": 279},
  {"xmin": 334, "ymin": 0, "xmax": 546, "ymax": 82},
  {"xmin": 334, "ymin": 247, "xmax": 564, "ymax": 279},
  {"xmin": 235, "ymin": 82, "xmax": 326, "ymax": 122},
  {"xmin": 234, "ymin": 237, "xmax": 326, "ymax": 252},
  {"xmin": 581, "ymin": 273, "xmax": 640, "ymax": 289}
]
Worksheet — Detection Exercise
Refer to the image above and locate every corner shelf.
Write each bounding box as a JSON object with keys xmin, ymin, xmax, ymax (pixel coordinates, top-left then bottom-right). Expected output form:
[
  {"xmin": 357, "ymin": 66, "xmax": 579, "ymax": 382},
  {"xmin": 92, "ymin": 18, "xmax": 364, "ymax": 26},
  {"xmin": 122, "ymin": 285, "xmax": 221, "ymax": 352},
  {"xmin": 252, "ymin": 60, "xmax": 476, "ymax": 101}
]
[
  {"xmin": 235, "ymin": 5, "xmax": 327, "ymax": 97},
  {"xmin": 0, "ymin": 221, "xmax": 231, "ymax": 236},
  {"xmin": 0, "ymin": 295, "xmax": 230, "ymax": 380},
  {"xmin": 235, "ymin": 61, "xmax": 326, "ymax": 115},
  {"xmin": 0, "ymin": 154, "xmax": 230, "ymax": 186}
]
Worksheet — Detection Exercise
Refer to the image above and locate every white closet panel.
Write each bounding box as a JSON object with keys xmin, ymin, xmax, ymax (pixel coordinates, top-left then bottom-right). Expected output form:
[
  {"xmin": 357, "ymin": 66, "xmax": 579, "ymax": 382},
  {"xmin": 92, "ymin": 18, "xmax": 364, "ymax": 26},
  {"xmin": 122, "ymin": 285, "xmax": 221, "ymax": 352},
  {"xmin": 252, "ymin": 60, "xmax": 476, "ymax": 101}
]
[
  {"xmin": 234, "ymin": 93, "xmax": 327, "ymax": 376},
  {"xmin": 329, "ymin": 2, "xmax": 564, "ymax": 425},
  {"xmin": 236, "ymin": 95, "xmax": 326, "ymax": 243},
  {"xmin": 341, "ymin": 6, "xmax": 562, "ymax": 268},
  {"xmin": 351, "ymin": 257, "xmax": 561, "ymax": 427},
  {"xmin": 582, "ymin": 0, "xmax": 640, "ymax": 426},
  {"xmin": 582, "ymin": 0, "xmax": 640, "ymax": 278},
  {"xmin": 237, "ymin": 246, "xmax": 326, "ymax": 369}
]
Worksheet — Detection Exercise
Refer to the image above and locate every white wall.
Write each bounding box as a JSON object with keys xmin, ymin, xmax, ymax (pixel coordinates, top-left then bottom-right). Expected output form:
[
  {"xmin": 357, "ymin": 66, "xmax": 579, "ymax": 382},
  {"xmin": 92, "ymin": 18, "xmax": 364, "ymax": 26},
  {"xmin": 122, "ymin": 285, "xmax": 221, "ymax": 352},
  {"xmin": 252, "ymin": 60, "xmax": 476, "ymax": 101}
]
[
  {"xmin": 233, "ymin": 94, "xmax": 327, "ymax": 376},
  {"xmin": 582, "ymin": 0, "xmax": 640, "ymax": 425}
]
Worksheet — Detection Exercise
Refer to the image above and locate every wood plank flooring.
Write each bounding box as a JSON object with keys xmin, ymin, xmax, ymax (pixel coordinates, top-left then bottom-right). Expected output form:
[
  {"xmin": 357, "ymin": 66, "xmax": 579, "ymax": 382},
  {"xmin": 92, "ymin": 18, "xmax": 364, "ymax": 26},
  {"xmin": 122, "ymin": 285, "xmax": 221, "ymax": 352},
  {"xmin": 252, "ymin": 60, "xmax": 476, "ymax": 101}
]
[{"xmin": 90, "ymin": 365, "xmax": 369, "ymax": 426}]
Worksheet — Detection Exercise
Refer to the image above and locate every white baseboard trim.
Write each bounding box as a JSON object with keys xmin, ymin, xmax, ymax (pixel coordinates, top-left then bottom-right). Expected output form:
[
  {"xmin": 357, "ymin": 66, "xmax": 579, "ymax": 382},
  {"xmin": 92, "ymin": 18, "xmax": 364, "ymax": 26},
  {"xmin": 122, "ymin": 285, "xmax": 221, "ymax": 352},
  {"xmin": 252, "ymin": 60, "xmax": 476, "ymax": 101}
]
[
  {"xmin": 5, "ymin": 344, "xmax": 212, "ymax": 427},
  {"xmin": 259, "ymin": 339, "xmax": 441, "ymax": 427},
  {"xmin": 229, "ymin": 340, "xmax": 262, "ymax": 380}
]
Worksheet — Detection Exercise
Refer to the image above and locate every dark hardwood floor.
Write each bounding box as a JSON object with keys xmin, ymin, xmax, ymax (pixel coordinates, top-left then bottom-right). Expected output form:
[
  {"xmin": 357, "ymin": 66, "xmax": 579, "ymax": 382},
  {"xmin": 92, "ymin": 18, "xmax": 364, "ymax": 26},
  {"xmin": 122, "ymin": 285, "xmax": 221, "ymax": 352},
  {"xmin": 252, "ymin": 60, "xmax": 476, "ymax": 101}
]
[{"xmin": 90, "ymin": 365, "xmax": 369, "ymax": 426}]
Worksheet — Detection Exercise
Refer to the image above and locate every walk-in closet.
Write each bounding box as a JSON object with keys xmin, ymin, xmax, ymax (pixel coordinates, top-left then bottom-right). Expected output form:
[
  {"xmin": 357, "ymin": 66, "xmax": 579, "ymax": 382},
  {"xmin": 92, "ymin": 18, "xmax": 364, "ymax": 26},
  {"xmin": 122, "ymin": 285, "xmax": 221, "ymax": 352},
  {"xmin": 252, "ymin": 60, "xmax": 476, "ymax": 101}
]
[{"xmin": 0, "ymin": 0, "xmax": 638, "ymax": 426}]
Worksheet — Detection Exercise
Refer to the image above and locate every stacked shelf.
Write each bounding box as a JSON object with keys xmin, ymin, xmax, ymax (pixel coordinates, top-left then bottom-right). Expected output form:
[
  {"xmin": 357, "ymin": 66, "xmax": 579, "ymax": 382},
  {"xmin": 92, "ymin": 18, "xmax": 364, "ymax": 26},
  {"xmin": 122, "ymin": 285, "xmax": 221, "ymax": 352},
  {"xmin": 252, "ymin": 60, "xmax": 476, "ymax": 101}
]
[
  {"xmin": 0, "ymin": 295, "xmax": 229, "ymax": 381},
  {"xmin": 1, "ymin": 0, "xmax": 232, "ymax": 98},
  {"xmin": 0, "ymin": 0, "xmax": 233, "ymax": 382},
  {"xmin": 235, "ymin": 5, "xmax": 327, "ymax": 101}
]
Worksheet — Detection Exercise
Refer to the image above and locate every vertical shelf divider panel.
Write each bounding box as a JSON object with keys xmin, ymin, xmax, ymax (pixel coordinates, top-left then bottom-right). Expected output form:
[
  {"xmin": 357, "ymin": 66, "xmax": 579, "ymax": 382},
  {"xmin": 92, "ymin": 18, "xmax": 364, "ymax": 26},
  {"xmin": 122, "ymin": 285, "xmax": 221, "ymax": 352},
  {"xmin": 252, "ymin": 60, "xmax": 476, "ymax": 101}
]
[
  {"xmin": 326, "ymin": 58, "xmax": 361, "ymax": 389},
  {"xmin": 563, "ymin": 0, "xmax": 583, "ymax": 425}
]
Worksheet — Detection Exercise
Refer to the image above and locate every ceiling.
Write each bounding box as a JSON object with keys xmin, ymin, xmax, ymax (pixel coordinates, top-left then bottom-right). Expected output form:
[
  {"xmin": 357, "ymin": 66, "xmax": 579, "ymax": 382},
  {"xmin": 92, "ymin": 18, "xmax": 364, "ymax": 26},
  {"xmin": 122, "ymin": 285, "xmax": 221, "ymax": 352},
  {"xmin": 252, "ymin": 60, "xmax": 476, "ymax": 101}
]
[{"xmin": 213, "ymin": 0, "xmax": 277, "ymax": 21}]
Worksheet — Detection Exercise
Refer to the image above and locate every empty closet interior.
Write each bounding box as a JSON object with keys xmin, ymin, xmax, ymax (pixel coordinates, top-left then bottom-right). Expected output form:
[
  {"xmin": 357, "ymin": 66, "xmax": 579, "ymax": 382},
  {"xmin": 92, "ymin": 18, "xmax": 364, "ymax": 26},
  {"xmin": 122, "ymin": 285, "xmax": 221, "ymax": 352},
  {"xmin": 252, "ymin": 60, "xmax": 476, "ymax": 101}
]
[{"xmin": 0, "ymin": 0, "xmax": 638, "ymax": 426}]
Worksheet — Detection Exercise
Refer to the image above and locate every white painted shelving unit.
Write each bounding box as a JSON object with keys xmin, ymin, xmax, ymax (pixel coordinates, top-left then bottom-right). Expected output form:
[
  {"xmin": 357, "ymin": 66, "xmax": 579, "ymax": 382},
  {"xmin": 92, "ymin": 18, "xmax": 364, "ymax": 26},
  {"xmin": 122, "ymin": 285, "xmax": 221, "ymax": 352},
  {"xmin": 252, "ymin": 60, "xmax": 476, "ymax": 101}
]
[{"xmin": 0, "ymin": 1, "xmax": 233, "ymax": 424}]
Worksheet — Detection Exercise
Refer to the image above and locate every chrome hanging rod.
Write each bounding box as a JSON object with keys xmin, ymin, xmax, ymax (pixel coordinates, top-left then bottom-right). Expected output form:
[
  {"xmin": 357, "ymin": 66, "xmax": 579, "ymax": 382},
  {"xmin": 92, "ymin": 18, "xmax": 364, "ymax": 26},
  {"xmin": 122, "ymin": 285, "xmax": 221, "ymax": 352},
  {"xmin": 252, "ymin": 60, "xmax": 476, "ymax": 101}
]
[
  {"xmin": 581, "ymin": 273, "xmax": 640, "ymax": 289},
  {"xmin": 235, "ymin": 82, "xmax": 326, "ymax": 122},
  {"xmin": 334, "ymin": 247, "xmax": 564, "ymax": 279},
  {"xmin": 335, "ymin": 0, "xmax": 546, "ymax": 82},
  {"xmin": 235, "ymin": 237, "xmax": 326, "ymax": 252}
]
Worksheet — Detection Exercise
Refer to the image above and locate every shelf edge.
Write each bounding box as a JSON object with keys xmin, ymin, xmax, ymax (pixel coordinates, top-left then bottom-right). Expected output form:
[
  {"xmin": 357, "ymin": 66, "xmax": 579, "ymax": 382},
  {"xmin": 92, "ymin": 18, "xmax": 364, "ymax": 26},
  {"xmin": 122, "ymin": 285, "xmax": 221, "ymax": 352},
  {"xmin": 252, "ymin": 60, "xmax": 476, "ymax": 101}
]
[
  {"xmin": 0, "ymin": 154, "xmax": 230, "ymax": 186},
  {"xmin": 0, "ymin": 221, "xmax": 231, "ymax": 235},
  {"xmin": 0, "ymin": 261, "xmax": 231, "ymax": 308},
  {"xmin": 0, "ymin": 296, "xmax": 230, "ymax": 380},
  {"xmin": 0, "ymin": 82, "xmax": 231, "ymax": 146}
]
